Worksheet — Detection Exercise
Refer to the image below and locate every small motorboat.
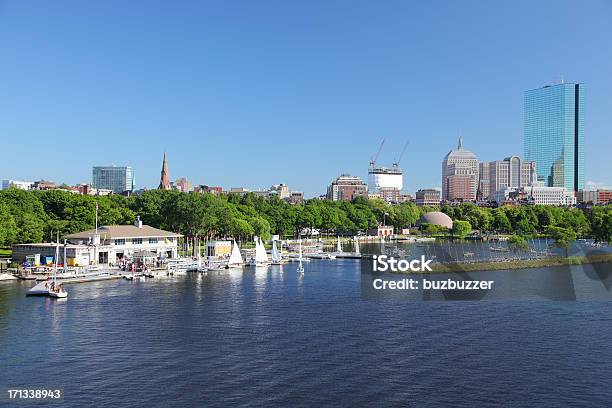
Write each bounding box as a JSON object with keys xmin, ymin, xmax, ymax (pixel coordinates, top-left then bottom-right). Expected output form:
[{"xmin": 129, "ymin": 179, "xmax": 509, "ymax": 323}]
[{"xmin": 48, "ymin": 282, "xmax": 68, "ymax": 299}]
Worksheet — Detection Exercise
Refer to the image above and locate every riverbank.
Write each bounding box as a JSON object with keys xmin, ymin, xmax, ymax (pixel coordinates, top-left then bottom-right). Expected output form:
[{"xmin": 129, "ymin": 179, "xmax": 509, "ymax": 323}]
[{"xmin": 425, "ymin": 253, "xmax": 612, "ymax": 273}]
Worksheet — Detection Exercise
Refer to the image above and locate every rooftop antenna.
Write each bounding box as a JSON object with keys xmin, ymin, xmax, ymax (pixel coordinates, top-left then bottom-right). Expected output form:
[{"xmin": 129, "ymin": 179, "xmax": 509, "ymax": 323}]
[
  {"xmin": 393, "ymin": 141, "xmax": 409, "ymax": 168},
  {"xmin": 369, "ymin": 139, "xmax": 385, "ymax": 167}
]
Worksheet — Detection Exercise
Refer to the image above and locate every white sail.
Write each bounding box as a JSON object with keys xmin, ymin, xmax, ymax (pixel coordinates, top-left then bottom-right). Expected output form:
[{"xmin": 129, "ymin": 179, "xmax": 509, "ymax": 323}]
[
  {"xmin": 297, "ymin": 239, "xmax": 304, "ymax": 273},
  {"xmin": 228, "ymin": 240, "xmax": 244, "ymax": 266},
  {"xmin": 336, "ymin": 236, "xmax": 342, "ymax": 252},
  {"xmin": 271, "ymin": 240, "xmax": 281, "ymax": 263},
  {"xmin": 354, "ymin": 237, "xmax": 360, "ymax": 255},
  {"xmin": 255, "ymin": 237, "xmax": 268, "ymax": 264}
]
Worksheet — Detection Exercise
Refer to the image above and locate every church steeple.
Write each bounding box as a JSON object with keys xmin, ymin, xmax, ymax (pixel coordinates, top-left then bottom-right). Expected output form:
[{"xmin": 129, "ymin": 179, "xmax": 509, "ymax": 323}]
[{"xmin": 159, "ymin": 152, "xmax": 170, "ymax": 190}]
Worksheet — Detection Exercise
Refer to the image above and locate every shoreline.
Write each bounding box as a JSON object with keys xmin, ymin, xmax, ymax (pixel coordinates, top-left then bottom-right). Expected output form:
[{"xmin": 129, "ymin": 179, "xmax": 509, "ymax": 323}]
[{"xmin": 420, "ymin": 253, "xmax": 612, "ymax": 273}]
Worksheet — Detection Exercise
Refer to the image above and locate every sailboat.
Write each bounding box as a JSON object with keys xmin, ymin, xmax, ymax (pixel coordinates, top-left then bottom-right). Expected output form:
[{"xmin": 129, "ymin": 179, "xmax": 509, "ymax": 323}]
[
  {"xmin": 48, "ymin": 236, "xmax": 67, "ymax": 298},
  {"xmin": 249, "ymin": 236, "xmax": 270, "ymax": 266},
  {"xmin": 336, "ymin": 236, "xmax": 342, "ymax": 253},
  {"xmin": 297, "ymin": 239, "xmax": 305, "ymax": 274},
  {"xmin": 228, "ymin": 240, "xmax": 245, "ymax": 268},
  {"xmin": 271, "ymin": 239, "xmax": 284, "ymax": 265},
  {"xmin": 353, "ymin": 236, "xmax": 362, "ymax": 258}
]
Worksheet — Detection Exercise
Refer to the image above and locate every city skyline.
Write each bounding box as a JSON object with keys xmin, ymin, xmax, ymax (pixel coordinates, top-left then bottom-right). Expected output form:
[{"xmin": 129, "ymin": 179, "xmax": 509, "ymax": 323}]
[{"xmin": 1, "ymin": 1, "xmax": 611, "ymax": 196}]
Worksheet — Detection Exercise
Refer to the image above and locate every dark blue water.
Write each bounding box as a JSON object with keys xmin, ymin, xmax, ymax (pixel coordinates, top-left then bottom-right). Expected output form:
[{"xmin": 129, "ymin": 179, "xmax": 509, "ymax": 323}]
[{"xmin": 2, "ymin": 259, "xmax": 612, "ymax": 407}]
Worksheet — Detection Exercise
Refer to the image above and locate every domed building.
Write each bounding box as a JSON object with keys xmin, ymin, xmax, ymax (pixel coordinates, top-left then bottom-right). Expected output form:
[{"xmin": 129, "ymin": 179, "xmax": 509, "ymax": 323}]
[
  {"xmin": 417, "ymin": 211, "xmax": 453, "ymax": 229},
  {"xmin": 441, "ymin": 137, "xmax": 479, "ymax": 202}
]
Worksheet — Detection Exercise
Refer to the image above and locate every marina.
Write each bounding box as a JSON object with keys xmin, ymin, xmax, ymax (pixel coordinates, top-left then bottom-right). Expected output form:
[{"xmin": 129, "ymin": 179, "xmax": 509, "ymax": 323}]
[
  {"xmin": 7, "ymin": 238, "xmax": 610, "ymax": 298},
  {"xmin": 2, "ymin": 257, "xmax": 612, "ymax": 407}
]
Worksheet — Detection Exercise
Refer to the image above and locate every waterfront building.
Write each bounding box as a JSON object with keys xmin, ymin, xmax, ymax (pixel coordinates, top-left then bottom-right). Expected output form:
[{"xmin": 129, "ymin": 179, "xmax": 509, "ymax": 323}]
[
  {"xmin": 1, "ymin": 179, "xmax": 34, "ymax": 190},
  {"xmin": 442, "ymin": 137, "xmax": 479, "ymax": 202},
  {"xmin": 524, "ymin": 82, "xmax": 584, "ymax": 192},
  {"xmin": 13, "ymin": 217, "xmax": 180, "ymax": 265},
  {"xmin": 477, "ymin": 163, "xmax": 490, "ymax": 201},
  {"xmin": 367, "ymin": 225, "xmax": 394, "ymax": 237},
  {"xmin": 65, "ymin": 217, "xmax": 181, "ymax": 264},
  {"xmin": 206, "ymin": 240, "xmax": 232, "ymax": 257},
  {"xmin": 415, "ymin": 189, "xmax": 441, "ymax": 206},
  {"xmin": 488, "ymin": 156, "xmax": 537, "ymax": 200},
  {"xmin": 92, "ymin": 166, "xmax": 135, "ymax": 194},
  {"xmin": 159, "ymin": 152, "xmax": 171, "ymax": 190},
  {"xmin": 12, "ymin": 243, "xmax": 94, "ymax": 266},
  {"xmin": 326, "ymin": 174, "xmax": 368, "ymax": 201}
]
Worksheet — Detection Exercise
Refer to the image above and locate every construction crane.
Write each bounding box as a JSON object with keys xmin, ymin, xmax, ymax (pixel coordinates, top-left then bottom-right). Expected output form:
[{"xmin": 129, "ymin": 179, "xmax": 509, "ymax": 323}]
[
  {"xmin": 393, "ymin": 141, "xmax": 409, "ymax": 168},
  {"xmin": 369, "ymin": 139, "xmax": 385, "ymax": 167}
]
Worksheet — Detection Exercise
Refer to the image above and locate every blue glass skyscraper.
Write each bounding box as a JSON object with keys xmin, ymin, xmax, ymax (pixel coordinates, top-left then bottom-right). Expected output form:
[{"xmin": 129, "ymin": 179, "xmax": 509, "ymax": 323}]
[{"xmin": 524, "ymin": 83, "xmax": 584, "ymax": 192}]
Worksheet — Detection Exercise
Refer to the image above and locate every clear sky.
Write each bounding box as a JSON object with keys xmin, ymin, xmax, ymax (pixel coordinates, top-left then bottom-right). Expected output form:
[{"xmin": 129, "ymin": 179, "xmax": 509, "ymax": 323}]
[{"xmin": 1, "ymin": 0, "xmax": 611, "ymax": 197}]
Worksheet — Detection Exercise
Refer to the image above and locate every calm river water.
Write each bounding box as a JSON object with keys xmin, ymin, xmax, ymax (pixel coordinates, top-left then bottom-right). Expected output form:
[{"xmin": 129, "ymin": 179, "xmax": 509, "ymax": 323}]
[{"xmin": 1, "ymin": 242, "xmax": 612, "ymax": 407}]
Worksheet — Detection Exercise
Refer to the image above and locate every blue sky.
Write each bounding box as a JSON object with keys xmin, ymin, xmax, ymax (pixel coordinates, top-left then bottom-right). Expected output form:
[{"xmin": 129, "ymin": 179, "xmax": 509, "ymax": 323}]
[{"xmin": 1, "ymin": 0, "xmax": 611, "ymax": 197}]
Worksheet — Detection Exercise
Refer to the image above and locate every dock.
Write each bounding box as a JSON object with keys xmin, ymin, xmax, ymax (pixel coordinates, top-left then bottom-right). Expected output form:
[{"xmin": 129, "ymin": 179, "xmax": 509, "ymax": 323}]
[{"xmin": 26, "ymin": 273, "xmax": 123, "ymax": 296}]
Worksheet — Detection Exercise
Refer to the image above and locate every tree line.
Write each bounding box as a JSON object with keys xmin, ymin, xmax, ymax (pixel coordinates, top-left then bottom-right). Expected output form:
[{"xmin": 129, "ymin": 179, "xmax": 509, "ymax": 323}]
[{"xmin": 0, "ymin": 188, "xmax": 610, "ymax": 247}]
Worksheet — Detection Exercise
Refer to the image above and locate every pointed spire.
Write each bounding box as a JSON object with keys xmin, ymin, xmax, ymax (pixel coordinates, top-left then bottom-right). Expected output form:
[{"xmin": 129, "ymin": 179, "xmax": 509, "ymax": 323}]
[
  {"xmin": 159, "ymin": 152, "xmax": 170, "ymax": 190},
  {"xmin": 457, "ymin": 136, "xmax": 463, "ymax": 150}
]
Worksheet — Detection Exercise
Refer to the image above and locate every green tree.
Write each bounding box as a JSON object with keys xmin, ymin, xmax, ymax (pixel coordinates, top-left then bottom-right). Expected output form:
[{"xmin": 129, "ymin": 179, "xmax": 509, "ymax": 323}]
[
  {"xmin": 451, "ymin": 220, "xmax": 471, "ymax": 238},
  {"xmin": 491, "ymin": 208, "xmax": 511, "ymax": 232},
  {"xmin": 508, "ymin": 235, "xmax": 529, "ymax": 252},
  {"xmin": 589, "ymin": 206, "xmax": 612, "ymax": 244},
  {"xmin": 546, "ymin": 226, "xmax": 577, "ymax": 257},
  {"xmin": 0, "ymin": 203, "xmax": 17, "ymax": 246}
]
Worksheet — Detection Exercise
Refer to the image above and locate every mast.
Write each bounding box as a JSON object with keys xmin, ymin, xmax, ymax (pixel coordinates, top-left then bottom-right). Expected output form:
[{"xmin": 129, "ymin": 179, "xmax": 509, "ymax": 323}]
[{"xmin": 54, "ymin": 232, "xmax": 59, "ymax": 283}]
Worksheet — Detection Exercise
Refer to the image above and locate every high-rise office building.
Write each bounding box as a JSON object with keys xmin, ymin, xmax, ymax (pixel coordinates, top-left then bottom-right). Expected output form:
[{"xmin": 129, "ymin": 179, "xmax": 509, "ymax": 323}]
[
  {"xmin": 442, "ymin": 137, "xmax": 479, "ymax": 202},
  {"xmin": 92, "ymin": 166, "xmax": 135, "ymax": 194},
  {"xmin": 477, "ymin": 162, "xmax": 490, "ymax": 201},
  {"xmin": 487, "ymin": 156, "xmax": 537, "ymax": 200},
  {"xmin": 524, "ymin": 82, "xmax": 584, "ymax": 192}
]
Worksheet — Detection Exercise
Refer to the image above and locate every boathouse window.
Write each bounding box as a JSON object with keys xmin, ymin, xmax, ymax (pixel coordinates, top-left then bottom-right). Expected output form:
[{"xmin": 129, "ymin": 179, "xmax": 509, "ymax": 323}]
[
  {"xmin": 114, "ymin": 239, "xmax": 125, "ymax": 245},
  {"xmin": 149, "ymin": 238, "xmax": 158, "ymax": 244},
  {"xmin": 133, "ymin": 238, "xmax": 142, "ymax": 245}
]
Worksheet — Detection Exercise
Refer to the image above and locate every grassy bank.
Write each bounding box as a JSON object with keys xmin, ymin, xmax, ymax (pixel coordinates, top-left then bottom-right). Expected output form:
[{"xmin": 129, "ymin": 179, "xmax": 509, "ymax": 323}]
[
  {"xmin": 426, "ymin": 253, "xmax": 612, "ymax": 273},
  {"xmin": 0, "ymin": 248, "xmax": 12, "ymax": 257}
]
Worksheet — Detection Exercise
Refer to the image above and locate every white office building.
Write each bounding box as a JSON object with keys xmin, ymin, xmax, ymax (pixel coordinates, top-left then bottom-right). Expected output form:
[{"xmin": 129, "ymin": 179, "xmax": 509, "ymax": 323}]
[{"xmin": 494, "ymin": 186, "xmax": 576, "ymax": 206}]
